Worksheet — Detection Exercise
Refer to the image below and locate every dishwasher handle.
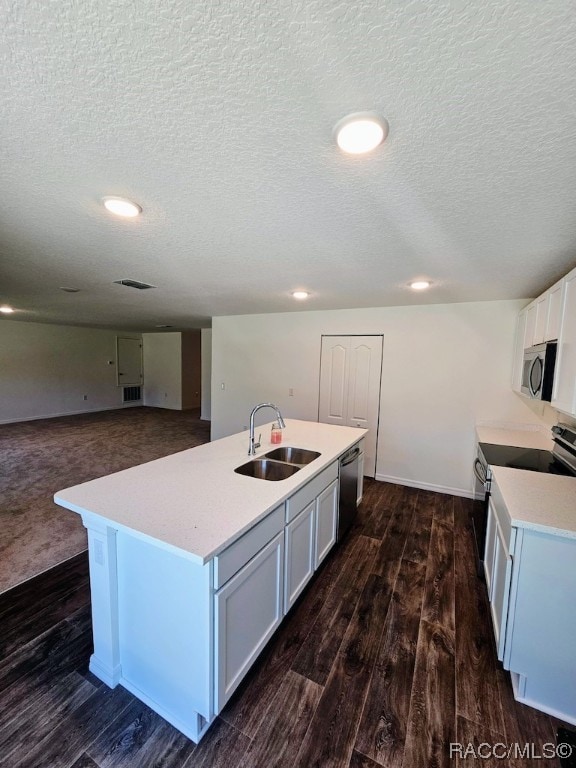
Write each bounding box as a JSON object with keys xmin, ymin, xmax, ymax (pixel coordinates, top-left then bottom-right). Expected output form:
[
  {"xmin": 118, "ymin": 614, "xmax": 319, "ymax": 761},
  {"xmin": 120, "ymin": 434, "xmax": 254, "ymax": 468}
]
[{"xmin": 340, "ymin": 446, "xmax": 360, "ymax": 467}]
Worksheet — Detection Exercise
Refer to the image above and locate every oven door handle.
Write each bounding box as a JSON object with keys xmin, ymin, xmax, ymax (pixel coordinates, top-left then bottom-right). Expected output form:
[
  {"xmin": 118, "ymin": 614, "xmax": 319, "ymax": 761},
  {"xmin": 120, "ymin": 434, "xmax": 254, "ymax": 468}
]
[{"xmin": 473, "ymin": 458, "xmax": 487, "ymax": 486}]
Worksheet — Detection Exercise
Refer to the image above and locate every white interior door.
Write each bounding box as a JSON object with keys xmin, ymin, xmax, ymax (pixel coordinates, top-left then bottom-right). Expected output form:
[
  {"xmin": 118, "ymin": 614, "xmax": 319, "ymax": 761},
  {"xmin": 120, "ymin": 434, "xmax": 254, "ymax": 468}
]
[
  {"xmin": 117, "ymin": 337, "xmax": 143, "ymax": 386},
  {"xmin": 318, "ymin": 335, "xmax": 383, "ymax": 478}
]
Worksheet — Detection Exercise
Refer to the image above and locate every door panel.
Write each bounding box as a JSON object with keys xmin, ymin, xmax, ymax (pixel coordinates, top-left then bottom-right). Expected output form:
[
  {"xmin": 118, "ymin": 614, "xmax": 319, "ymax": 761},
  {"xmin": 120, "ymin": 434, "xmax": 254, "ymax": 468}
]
[
  {"xmin": 319, "ymin": 335, "xmax": 382, "ymax": 478},
  {"xmin": 117, "ymin": 337, "xmax": 143, "ymax": 387},
  {"xmin": 347, "ymin": 343, "xmax": 373, "ymax": 425},
  {"xmin": 319, "ymin": 343, "xmax": 348, "ymax": 424}
]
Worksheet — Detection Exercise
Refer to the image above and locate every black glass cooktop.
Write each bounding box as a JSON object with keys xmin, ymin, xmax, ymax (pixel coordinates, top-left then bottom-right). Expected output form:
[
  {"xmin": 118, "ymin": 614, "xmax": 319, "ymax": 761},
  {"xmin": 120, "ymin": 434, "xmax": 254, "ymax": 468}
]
[{"xmin": 479, "ymin": 443, "xmax": 574, "ymax": 475}]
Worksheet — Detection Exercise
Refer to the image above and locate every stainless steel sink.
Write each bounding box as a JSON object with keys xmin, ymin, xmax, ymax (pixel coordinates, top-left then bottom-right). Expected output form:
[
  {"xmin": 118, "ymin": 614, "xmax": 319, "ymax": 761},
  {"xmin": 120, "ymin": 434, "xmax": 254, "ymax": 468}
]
[
  {"xmin": 264, "ymin": 447, "xmax": 321, "ymax": 465},
  {"xmin": 234, "ymin": 458, "xmax": 301, "ymax": 481}
]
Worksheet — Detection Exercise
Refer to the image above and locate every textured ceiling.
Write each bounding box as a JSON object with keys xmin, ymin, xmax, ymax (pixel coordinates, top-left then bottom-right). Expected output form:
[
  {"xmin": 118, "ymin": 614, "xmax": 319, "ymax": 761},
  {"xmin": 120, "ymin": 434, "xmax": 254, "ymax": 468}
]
[{"xmin": 1, "ymin": 0, "xmax": 576, "ymax": 330}]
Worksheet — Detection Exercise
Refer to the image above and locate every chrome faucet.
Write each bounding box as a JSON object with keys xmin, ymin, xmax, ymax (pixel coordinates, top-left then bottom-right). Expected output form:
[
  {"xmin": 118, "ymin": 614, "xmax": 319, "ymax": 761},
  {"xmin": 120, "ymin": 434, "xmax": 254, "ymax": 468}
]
[{"xmin": 248, "ymin": 403, "xmax": 286, "ymax": 455}]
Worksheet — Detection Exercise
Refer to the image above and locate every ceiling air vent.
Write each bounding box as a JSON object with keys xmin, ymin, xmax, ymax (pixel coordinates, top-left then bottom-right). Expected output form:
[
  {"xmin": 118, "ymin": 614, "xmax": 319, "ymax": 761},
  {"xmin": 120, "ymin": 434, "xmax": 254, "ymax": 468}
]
[{"xmin": 113, "ymin": 279, "xmax": 156, "ymax": 290}]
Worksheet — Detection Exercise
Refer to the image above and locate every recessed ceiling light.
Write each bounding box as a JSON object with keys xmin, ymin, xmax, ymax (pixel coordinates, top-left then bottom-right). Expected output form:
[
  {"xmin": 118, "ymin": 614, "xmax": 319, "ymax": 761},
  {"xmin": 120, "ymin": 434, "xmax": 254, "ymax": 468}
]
[
  {"xmin": 0, "ymin": 306, "xmax": 15, "ymax": 314},
  {"xmin": 292, "ymin": 291, "xmax": 309, "ymax": 300},
  {"xmin": 410, "ymin": 280, "xmax": 431, "ymax": 291},
  {"xmin": 334, "ymin": 112, "xmax": 389, "ymax": 155},
  {"xmin": 102, "ymin": 197, "xmax": 142, "ymax": 218}
]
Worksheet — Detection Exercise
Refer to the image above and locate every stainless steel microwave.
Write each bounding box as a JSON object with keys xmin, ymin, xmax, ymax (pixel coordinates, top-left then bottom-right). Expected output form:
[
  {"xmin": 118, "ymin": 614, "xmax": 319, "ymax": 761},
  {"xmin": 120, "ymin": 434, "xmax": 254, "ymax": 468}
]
[{"xmin": 521, "ymin": 341, "xmax": 557, "ymax": 400}]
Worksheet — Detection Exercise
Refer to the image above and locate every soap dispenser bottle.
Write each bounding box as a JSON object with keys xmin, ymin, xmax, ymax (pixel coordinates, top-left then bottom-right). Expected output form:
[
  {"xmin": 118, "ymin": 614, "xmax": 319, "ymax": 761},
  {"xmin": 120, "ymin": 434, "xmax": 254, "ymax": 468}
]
[{"xmin": 270, "ymin": 422, "xmax": 282, "ymax": 445}]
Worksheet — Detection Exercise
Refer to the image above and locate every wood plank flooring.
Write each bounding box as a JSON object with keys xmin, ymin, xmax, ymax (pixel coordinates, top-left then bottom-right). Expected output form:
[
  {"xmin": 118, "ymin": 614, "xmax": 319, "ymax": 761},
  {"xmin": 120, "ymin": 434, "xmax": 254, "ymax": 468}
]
[{"xmin": 0, "ymin": 480, "xmax": 567, "ymax": 767}]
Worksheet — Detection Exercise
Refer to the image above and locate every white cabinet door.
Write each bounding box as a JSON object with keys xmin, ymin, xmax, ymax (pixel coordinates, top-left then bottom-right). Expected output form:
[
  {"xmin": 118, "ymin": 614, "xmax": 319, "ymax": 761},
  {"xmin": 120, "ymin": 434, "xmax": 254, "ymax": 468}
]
[
  {"xmin": 214, "ymin": 532, "xmax": 284, "ymax": 710},
  {"xmin": 524, "ymin": 303, "xmax": 537, "ymax": 350},
  {"xmin": 533, "ymin": 295, "xmax": 548, "ymax": 345},
  {"xmin": 552, "ymin": 268, "xmax": 576, "ymax": 415},
  {"xmin": 484, "ymin": 497, "xmax": 513, "ymax": 662},
  {"xmin": 315, "ymin": 480, "xmax": 338, "ymax": 568},
  {"xmin": 284, "ymin": 502, "xmax": 315, "ymax": 613},
  {"xmin": 483, "ymin": 500, "xmax": 497, "ymax": 596},
  {"xmin": 545, "ymin": 280, "xmax": 563, "ymax": 341},
  {"xmin": 533, "ymin": 282, "xmax": 564, "ymax": 345},
  {"xmin": 490, "ymin": 522, "xmax": 513, "ymax": 662}
]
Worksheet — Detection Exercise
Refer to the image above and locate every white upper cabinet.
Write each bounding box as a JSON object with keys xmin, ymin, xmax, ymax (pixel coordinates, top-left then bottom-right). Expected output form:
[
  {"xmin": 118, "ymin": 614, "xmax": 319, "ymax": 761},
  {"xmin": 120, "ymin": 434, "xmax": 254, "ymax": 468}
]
[
  {"xmin": 512, "ymin": 272, "xmax": 571, "ymax": 402},
  {"xmin": 521, "ymin": 278, "xmax": 564, "ymax": 353},
  {"xmin": 532, "ymin": 295, "xmax": 548, "ymax": 345},
  {"xmin": 532, "ymin": 279, "xmax": 563, "ymax": 345},
  {"xmin": 545, "ymin": 280, "xmax": 563, "ymax": 342},
  {"xmin": 552, "ymin": 267, "xmax": 576, "ymax": 415},
  {"xmin": 524, "ymin": 302, "xmax": 538, "ymax": 348}
]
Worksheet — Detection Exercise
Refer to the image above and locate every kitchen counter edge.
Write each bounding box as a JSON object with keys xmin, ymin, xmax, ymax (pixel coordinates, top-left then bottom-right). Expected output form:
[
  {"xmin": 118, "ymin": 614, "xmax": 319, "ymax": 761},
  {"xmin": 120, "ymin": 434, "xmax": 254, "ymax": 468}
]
[
  {"xmin": 54, "ymin": 419, "xmax": 368, "ymax": 564},
  {"xmin": 491, "ymin": 465, "xmax": 576, "ymax": 539}
]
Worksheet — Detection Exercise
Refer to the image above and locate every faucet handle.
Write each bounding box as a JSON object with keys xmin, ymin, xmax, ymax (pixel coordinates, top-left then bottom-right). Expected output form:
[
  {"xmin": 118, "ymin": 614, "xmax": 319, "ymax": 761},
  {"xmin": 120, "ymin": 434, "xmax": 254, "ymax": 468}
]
[{"xmin": 255, "ymin": 433, "xmax": 261, "ymax": 449}]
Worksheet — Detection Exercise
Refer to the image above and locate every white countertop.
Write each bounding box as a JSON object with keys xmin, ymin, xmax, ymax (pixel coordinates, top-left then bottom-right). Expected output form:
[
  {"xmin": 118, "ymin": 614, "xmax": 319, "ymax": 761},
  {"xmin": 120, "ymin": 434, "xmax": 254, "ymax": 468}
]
[
  {"xmin": 476, "ymin": 426, "xmax": 553, "ymax": 451},
  {"xmin": 491, "ymin": 465, "xmax": 576, "ymax": 539},
  {"xmin": 54, "ymin": 419, "xmax": 367, "ymax": 563}
]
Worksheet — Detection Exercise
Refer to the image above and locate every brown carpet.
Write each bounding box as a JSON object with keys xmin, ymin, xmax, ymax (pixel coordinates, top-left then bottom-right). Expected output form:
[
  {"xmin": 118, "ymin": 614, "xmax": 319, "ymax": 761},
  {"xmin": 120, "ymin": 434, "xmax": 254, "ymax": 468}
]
[{"xmin": 0, "ymin": 407, "xmax": 211, "ymax": 593}]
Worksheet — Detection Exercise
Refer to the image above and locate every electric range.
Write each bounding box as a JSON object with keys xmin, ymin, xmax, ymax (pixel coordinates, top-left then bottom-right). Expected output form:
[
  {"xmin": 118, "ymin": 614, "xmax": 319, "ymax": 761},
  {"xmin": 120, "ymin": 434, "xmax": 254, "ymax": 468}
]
[{"xmin": 471, "ymin": 424, "xmax": 576, "ymax": 576}]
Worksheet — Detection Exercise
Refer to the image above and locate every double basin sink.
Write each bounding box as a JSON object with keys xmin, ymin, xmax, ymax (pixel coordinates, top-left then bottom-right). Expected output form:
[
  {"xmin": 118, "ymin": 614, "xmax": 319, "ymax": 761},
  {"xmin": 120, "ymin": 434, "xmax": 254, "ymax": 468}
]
[{"xmin": 235, "ymin": 446, "xmax": 321, "ymax": 481}]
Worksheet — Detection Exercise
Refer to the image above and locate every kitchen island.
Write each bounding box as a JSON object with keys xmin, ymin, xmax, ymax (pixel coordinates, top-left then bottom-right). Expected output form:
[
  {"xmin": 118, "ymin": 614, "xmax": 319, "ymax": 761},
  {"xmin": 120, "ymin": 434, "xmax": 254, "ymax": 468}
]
[{"xmin": 54, "ymin": 419, "xmax": 367, "ymax": 742}]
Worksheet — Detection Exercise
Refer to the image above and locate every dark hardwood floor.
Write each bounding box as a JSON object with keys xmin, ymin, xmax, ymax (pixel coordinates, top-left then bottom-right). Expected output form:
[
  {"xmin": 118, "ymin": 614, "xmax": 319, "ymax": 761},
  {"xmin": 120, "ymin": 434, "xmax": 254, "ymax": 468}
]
[{"xmin": 0, "ymin": 480, "xmax": 566, "ymax": 767}]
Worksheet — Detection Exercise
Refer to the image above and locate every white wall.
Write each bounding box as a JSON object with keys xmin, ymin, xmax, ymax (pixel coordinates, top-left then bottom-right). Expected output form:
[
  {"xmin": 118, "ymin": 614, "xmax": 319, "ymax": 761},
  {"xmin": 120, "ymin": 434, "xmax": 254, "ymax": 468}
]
[
  {"xmin": 0, "ymin": 319, "xmax": 140, "ymax": 423},
  {"xmin": 201, "ymin": 329, "xmax": 212, "ymax": 421},
  {"xmin": 211, "ymin": 300, "xmax": 551, "ymax": 497},
  {"xmin": 142, "ymin": 332, "xmax": 182, "ymax": 410}
]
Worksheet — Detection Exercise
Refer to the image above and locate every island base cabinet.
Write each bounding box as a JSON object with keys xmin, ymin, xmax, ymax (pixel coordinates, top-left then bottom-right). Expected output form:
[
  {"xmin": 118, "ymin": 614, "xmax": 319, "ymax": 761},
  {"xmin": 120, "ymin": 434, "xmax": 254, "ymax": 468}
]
[
  {"xmin": 505, "ymin": 530, "xmax": 576, "ymax": 725},
  {"xmin": 214, "ymin": 531, "xmax": 284, "ymax": 711}
]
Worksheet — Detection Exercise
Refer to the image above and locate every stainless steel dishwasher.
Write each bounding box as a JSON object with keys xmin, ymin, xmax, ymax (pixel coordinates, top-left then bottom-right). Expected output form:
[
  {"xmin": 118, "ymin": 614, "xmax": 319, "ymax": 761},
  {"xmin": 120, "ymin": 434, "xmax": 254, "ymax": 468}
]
[{"xmin": 337, "ymin": 444, "xmax": 360, "ymax": 540}]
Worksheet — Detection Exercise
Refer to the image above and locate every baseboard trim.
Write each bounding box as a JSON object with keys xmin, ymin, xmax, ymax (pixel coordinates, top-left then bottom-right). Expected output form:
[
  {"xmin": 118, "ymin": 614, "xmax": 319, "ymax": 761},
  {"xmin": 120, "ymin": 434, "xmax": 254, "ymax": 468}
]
[
  {"xmin": 374, "ymin": 473, "xmax": 474, "ymax": 499},
  {"xmin": 0, "ymin": 403, "xmax": 141, "ymax": 425}
]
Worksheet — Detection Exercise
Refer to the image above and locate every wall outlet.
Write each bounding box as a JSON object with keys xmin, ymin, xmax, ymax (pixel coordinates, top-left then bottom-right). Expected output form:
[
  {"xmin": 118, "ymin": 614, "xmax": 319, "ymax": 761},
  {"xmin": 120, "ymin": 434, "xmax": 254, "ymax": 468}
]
[
  {"xmin": 289, "ymin": 388, "xmax": 294, "ymax": 396},
  {"xmin": 221, "ymin": 382, "xmax": 225, "ymax": 390},
  {"xmin": 83, "ymin": 395, "xmax": 88, "ymax": 401}
]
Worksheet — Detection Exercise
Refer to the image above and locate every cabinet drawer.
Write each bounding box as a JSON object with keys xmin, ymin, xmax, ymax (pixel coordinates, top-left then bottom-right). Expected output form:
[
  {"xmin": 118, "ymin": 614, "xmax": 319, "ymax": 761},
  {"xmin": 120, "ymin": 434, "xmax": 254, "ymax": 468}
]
[
  {"xmin": 285, "ymin": 461, "xmax": 338, "ymax": 523},
  {"xmin": 214, "ymin": 504, "xmax": 284, "ymax": 588}
]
